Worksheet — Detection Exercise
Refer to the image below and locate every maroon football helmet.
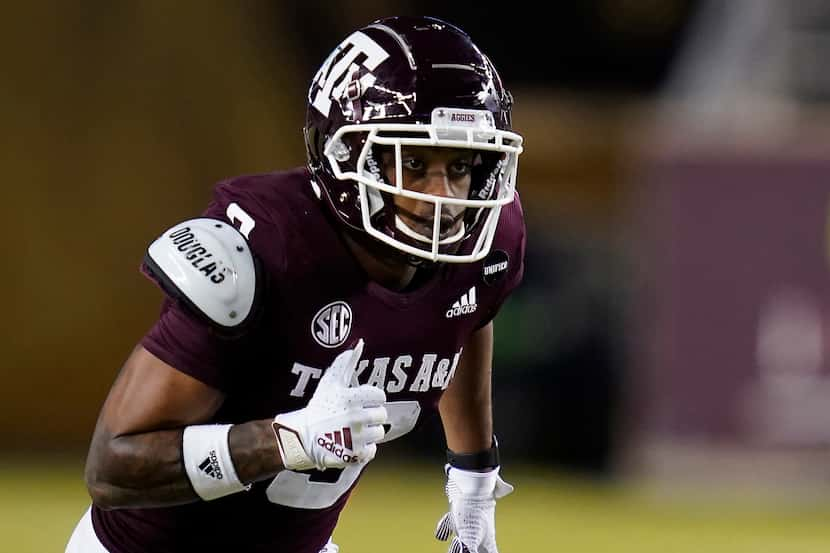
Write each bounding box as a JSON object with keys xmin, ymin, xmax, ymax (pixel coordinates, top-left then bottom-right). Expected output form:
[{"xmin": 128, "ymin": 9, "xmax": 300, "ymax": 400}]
[{"xmin": 304, "ymin": 16, "xmax": 523, "ymax": 263}]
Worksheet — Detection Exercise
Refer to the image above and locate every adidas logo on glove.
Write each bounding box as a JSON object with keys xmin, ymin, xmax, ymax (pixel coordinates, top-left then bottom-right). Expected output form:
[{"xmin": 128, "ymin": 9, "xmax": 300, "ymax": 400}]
[{"xmin": 316, "ymin": 427, "xmax": 358, "ymax": 464}]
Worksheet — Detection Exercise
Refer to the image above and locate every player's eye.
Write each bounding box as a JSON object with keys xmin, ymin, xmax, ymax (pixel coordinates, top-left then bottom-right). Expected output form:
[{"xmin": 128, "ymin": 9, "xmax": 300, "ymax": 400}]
[
  {"xmin": 449, "ymin": 160, "xmax": 473, "ymax": 178},
  {"xmin": 401, "ymin": 158, "xmax": 425, "ymax": 172}
]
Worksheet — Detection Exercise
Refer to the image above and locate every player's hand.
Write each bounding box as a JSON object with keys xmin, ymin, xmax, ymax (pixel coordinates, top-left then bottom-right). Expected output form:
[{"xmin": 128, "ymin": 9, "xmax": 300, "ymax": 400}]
[
  {"xmin": 273, "ymin": 339, "xmax": 387, "ymax": 471},
  {"xmin": 434, "ymin": 466, "xmax": 513, "ymax": 553}
]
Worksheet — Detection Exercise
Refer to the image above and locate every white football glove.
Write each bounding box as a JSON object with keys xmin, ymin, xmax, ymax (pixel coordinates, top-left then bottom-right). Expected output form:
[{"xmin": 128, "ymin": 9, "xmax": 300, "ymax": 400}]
[
  {"xmin": 318, "ymin": 538, "xmax": 339, "ymax": 553},
  {"xmin": 273, "ymin": 339, "xmax": 387, "ymax": 471},
  {"xmin": 435, "ymin": 465, "xmax": 514, "ymax": 553}
]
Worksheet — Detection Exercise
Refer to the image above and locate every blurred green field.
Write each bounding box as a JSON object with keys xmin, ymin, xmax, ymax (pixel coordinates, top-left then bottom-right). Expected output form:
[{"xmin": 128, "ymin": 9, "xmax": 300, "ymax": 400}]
[{"xmin": 4, "ymin": 456, "xmax": 830, "ymax": 552}]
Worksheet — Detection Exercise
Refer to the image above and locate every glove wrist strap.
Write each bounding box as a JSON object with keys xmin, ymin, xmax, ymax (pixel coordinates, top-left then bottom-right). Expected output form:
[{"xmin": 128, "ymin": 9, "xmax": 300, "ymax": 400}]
[
  {"xmin": 446, "ymin": 435, "xmax": 500, "ymax": 470},
  {"xmin": 272, "ymin": 416, "xmax": 316, "ymax": 471}
]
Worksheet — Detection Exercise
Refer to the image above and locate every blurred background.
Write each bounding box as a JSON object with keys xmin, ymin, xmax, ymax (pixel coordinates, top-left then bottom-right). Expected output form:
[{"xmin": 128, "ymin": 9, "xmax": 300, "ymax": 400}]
[{"xmin": 5, "ymin": 1, "xmax": 830, "ymax": 551}]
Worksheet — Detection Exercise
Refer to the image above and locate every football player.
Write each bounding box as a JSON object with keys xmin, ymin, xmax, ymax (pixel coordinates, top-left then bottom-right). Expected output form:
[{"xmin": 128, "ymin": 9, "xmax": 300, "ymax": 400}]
[{"xmin": 67, "ymin": 15, "xmax": 525, "ymax": 553}]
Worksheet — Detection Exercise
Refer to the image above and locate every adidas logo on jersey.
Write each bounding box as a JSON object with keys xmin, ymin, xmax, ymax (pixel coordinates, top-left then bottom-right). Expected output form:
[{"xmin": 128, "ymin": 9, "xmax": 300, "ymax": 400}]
[
  {"xmin": 446, "ymin": 286, "xmax": 477, "ymax": 318},
  {"xmin": 198, "ymin": 450, "xmax": 224, "ymax": 480},
  {"xmin": 317, "ymin": 427, "xmax": 358, "ymax": 463}
]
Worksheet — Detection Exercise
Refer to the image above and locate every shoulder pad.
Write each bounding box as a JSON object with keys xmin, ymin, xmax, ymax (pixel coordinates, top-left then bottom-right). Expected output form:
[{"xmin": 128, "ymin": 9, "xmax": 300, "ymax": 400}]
[{"xmin": 143, "ymin": 218, "xmax": 258, "ymax": 329}]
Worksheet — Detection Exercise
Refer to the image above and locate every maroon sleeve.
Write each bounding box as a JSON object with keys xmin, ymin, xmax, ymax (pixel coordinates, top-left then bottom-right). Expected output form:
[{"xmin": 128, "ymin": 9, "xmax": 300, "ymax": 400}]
[
  {"xmin": 138, "ymin": 176, "xmax": 284, "ymax": 391},
  {"xmin": 140, "ymin": 299, "xmax": 237, "ymax": 391}
]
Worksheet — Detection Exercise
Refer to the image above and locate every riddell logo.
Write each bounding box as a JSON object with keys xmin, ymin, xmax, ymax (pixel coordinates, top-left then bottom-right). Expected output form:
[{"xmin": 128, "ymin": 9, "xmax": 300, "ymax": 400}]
[
  {"xmin": 317, "ymin": 427, "xmax": 358, "ymax": 463},
  {"xmin": 446, "ymin": 286, "xmax": 478, "ymax": 318}
]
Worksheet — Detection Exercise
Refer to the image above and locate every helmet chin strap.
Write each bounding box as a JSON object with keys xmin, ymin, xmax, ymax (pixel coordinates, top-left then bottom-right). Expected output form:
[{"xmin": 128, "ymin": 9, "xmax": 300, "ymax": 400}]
[
  {"xmin": 345, "ymin": 224, "xmax": 438, "ymax": 272},
  {"xmin": 394, "ymin": 215, "xmax": 466, "ymax": 245}
]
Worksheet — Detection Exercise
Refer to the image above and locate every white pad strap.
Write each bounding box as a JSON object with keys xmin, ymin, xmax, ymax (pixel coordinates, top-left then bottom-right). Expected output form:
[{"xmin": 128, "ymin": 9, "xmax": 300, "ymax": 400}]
[{"xmin": 182, "ymin": 425, "xmax": 250, "ymax": 501}]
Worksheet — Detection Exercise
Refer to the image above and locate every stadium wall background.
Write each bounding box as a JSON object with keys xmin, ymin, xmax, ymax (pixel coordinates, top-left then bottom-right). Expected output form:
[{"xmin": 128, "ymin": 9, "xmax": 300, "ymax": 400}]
[{"xmin": 4, "ymin": 2, "xmax": 699, "ymax": 477}]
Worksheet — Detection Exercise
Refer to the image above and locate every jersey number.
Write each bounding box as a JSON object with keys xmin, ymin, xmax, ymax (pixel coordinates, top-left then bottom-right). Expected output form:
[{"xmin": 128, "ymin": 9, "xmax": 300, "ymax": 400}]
[
  {"xmin": 266, "ymin": 400, "xmax": 420, "ymax": 509},
  {"xmin": 226, "ymin": 202, "xmax": 255, "ymax": 239}
]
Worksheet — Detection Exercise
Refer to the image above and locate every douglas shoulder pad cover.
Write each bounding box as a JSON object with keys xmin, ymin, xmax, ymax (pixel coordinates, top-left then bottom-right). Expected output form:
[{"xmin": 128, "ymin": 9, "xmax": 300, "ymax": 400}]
[{"xmin": 143, "ymin": 218, "xmax": 257, "ymax": 329}]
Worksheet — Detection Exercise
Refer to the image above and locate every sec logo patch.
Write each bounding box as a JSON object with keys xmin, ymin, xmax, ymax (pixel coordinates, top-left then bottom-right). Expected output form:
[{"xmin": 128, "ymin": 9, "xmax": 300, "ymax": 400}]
[{"xmin": 311, "ymin": 301, "xmax": 353, "ymax": 348}]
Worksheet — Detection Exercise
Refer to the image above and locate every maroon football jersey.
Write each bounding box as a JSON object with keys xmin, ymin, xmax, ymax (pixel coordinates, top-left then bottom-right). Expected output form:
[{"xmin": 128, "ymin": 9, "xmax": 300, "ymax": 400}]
[{"xmin": 92, "ymin": 167, "xmax": 525, "ymax": 553}]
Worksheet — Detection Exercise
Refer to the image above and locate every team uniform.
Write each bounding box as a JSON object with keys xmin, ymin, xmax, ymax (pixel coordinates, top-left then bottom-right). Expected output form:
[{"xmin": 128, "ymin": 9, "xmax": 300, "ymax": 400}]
[
  {"xmin": 89, "ymin": 168, "xmax": 525, "ymax": 553},
  {"xmin": 69, "ymin": 15, "xmax": 526, "ymax": 553}
]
